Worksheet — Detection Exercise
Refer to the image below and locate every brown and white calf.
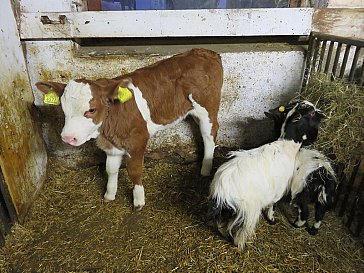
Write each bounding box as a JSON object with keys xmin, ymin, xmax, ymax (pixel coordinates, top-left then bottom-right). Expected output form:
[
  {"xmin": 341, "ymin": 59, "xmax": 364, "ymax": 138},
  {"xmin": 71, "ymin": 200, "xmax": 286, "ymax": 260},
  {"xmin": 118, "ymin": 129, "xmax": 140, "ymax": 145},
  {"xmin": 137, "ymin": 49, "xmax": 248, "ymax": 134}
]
[{"xmin": 36, "ymin": 48, "xmax": 223, "ymax": 210}]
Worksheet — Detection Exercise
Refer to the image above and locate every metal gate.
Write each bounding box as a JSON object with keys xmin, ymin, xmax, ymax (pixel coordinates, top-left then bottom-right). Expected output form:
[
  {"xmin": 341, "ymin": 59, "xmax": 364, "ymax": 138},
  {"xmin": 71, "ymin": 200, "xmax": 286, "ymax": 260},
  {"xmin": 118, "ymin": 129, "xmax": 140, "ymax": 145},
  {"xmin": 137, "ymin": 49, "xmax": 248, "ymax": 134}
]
[{"xmin": 303, "ymin": 32, "xmax": 364, "ymax": 238}]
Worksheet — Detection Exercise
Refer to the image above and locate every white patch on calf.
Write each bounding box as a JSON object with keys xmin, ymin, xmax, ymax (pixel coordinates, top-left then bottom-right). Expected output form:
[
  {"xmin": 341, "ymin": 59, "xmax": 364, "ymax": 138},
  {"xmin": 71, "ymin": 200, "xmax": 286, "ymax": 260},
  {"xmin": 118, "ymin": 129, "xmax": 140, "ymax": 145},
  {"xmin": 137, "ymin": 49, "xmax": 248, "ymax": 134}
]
[
  {"xmin": 128, "ymin": 82, "xmax": 163, "ymax": 136},
  {"xmin": 60, "ymin": 80, "xmax": 101, "ymax": 146},
  {"xmin": 189, "ymin": 94, "xmax": 215, "ymax": 176},
  {"xmin": 104, "ymin": 147, "xmax": 126, "ymax": 201},
  {"xmin": 133, "ymin": 184, "xmax": 145, "ymax": 208}
]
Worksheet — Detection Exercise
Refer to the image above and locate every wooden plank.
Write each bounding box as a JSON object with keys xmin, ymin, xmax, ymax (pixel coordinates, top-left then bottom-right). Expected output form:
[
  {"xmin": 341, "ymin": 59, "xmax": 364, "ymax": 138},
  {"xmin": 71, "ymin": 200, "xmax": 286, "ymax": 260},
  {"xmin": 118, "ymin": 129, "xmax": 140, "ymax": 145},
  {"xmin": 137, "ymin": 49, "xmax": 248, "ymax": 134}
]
[
  {"xmin": 20, "ymin": 8, "xmax": 314, "ymax": 39},
  {"xmin": 0, "ymin": 0, "xmax": 48, "ymax": 221},
  {"xmin": 313, "ymin": 8, "xmax": 364, "ymax": 40}
]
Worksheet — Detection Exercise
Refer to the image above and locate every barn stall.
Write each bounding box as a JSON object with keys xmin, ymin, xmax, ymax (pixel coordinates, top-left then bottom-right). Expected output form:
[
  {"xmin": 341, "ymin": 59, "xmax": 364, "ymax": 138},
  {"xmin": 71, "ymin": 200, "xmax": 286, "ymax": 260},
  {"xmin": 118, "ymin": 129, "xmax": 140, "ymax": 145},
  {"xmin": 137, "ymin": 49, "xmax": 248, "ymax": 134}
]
[{"xmin": 0, "ymin": 0, "xmax": 363, "ymax": 272}]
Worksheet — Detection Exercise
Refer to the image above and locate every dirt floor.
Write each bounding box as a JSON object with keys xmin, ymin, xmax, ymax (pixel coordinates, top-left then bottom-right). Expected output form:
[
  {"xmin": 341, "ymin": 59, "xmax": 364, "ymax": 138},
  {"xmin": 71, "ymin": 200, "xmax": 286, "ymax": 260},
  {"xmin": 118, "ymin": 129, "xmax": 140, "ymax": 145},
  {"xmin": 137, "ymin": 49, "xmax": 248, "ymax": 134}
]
[{"xmin": 0, "ymin": 151, "xmax": 363, "ymax": 273}]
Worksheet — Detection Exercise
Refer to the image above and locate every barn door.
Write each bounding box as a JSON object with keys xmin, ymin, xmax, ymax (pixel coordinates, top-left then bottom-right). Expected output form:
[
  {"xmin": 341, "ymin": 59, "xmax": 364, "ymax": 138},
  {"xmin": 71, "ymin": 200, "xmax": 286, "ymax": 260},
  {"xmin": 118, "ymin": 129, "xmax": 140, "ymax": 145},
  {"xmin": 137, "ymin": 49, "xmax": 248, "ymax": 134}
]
[
  {"xmin": 0, "ymin": 0, "xmax": 48, "ymax": 242},
  {"xmin": 0, "ymin": 168, "xmax": 17, "ymax": 245}
]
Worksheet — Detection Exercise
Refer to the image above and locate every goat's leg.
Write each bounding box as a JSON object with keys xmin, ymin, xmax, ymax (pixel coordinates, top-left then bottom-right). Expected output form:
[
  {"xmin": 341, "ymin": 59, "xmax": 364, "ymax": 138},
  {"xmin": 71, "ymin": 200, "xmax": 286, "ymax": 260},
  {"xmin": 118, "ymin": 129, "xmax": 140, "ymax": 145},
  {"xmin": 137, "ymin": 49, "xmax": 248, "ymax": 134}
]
[
  {"xmin": 293, "ymin": 202, "xmax": 309, "ymax": 228},
  {"xmin": 104, "ymin": 152, "xmax": 123, "ymax": 201},
  {"xmin": 308, "ymin": 202, "xmax": 326, "ymax": 235},
  {"xmin": 264, "ymin": 203, "xmax": 278, "ymax": 225}
]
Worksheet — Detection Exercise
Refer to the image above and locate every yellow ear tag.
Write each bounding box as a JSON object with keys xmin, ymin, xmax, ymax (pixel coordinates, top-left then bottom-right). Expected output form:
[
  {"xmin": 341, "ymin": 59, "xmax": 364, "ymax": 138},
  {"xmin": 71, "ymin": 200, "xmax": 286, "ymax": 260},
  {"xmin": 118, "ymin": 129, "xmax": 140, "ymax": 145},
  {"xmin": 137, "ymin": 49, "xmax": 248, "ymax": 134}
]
[
  {"xmin": 278, "ymin": 106, "xmax": 285, "ymax": 112},
  {"xmin": 117, "ymin": 87, "xmax": 133, "ymax": 103},
  {"xmin": 44, "ymin": 91, "xmax": 60, "ymax": 105}
]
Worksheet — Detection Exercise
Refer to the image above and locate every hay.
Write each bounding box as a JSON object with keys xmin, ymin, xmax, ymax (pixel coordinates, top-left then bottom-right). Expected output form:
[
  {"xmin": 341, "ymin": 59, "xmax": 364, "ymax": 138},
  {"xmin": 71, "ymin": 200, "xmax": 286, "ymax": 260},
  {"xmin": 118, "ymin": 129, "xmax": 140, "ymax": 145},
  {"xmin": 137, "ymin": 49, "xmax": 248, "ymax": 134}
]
[
  {"xmin": 301, "ymin": 73, "xmax": 364, "ymax": 174},
  {"xmin": 0, "ymin": 153, "xmax": 363, "ymax": 272}
]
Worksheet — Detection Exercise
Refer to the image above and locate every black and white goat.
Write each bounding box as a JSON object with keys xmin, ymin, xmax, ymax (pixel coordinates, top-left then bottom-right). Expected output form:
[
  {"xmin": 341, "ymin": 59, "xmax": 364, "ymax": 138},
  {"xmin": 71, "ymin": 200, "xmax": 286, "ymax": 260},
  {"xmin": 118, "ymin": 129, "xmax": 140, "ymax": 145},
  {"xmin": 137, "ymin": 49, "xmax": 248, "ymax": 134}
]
[
  {"xmin": 208, "ymin": 101, "xmax": 324, "ymax": 249},
  {"xmin": 265, "ymin": 102, "xmax": 337, "ymax": 235}
]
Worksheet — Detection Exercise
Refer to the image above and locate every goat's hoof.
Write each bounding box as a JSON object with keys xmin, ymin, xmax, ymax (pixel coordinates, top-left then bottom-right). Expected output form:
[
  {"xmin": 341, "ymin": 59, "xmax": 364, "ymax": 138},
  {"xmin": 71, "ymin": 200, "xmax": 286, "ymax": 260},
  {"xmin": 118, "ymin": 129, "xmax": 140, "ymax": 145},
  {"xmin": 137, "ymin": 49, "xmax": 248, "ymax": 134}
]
[
  {"xmin": 292, "ymin": 219, "xmax": 307, "ymax": 228},
  {"xmin": 103, "ymin": 197, "xmax": 114, "ymax": 202},
  {"xmin": 133, "ymin": 205, "xmax": 144, "ymax": 212},
  {"xmin": 267, "ymin": 218, "xmax": 278, "ymax": 225},
  {"xmin": 307, "ymin": 227, "xmax": 319, "ymax": 236}
]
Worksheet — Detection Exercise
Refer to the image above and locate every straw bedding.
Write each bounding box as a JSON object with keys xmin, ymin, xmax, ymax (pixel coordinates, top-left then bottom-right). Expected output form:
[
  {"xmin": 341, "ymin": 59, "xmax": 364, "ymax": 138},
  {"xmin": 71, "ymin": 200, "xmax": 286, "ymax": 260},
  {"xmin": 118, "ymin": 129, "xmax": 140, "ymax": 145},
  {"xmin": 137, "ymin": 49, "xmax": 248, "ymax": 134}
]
[{"xmin": 0, "ymin": 150, "xmax": 363, "ymax": 272}]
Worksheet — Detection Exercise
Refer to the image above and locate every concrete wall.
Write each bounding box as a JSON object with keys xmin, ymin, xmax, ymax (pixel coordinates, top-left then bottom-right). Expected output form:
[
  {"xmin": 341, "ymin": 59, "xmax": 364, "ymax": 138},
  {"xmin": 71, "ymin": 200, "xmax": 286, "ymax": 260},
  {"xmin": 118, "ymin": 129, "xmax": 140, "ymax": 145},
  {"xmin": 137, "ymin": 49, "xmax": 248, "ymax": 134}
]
[{"xmin": 0, "ymin": 0, "xmax": 47, "ymax": 220}]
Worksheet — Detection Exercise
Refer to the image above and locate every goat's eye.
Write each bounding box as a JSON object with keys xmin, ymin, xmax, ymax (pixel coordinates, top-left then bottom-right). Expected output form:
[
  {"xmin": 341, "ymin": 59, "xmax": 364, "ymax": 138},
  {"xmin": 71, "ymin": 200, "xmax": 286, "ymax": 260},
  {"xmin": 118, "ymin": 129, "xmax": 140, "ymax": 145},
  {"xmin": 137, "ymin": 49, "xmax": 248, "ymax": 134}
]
[{"xmin": 88, "ymin": 108, "xmax": 96, "ymax": 113}]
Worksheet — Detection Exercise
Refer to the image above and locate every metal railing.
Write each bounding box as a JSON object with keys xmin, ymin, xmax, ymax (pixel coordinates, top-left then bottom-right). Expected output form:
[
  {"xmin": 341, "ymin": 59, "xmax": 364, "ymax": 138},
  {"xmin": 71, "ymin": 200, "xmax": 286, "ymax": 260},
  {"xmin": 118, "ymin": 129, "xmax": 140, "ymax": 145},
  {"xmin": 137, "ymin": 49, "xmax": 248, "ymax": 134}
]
[
  {"xmin": 303, "ymin": 32, "xmax": 364, "ymax": 239},
  {"xmin": 303, "ymin": 32, "xmax": 364, "ymax": 86}
]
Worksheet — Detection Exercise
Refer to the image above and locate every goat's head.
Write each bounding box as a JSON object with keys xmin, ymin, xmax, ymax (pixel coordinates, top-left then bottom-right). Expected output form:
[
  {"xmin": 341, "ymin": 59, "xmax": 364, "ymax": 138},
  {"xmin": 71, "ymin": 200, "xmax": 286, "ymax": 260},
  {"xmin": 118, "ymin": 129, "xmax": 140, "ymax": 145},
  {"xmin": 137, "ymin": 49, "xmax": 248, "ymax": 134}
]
[
  {"xmin": 268, "ymin": 100, "xmax": 324, "ymax": 144},
  {"xmin": 36, "ymin": 78, "xmax": 131, "ymax": 146}
]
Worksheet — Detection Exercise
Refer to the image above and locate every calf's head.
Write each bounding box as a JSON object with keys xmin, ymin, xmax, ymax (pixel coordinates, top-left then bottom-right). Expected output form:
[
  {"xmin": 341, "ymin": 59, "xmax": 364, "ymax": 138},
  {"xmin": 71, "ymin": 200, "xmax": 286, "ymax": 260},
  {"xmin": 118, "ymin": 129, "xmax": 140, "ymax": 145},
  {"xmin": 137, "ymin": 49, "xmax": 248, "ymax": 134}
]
[
  {"xmin": 265, "ymin": 100, "xmax": 324, "ymax": 145},
  {"xmin": 36, "ymin": 79, "xmax": 126, "ymax": 146},
  {"xmin": 278, "ymin": 100, "xmax": 324, "ymax": 144}
]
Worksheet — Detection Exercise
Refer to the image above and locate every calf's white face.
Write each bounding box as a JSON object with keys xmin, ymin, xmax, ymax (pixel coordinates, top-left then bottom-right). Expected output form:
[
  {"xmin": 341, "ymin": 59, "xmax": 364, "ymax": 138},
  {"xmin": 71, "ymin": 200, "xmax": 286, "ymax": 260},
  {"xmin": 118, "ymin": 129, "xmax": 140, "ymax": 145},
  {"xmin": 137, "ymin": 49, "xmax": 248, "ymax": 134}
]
[{"xmin": 60, "ymin": 80, "xmax": 101, "ymax": 146}]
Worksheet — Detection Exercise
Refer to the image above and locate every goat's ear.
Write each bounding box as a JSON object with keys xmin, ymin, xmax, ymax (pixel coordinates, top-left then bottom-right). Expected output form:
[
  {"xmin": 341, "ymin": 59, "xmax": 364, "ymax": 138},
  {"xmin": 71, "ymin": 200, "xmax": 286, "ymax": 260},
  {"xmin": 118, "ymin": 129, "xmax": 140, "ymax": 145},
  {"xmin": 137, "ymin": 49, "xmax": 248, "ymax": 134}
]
[
  {"xmin": 291, "ymin": 112, "xmax": 302, "ymax": 123},
  {"xmin": 35, "ymin": 81, "xmax": 66, "ymax": 97},
  {"xmin": 308, "ymin": 110, "xmax": 325, "ymax": 128},
  {"xmin": 264, "ymin": 111, "xmax": 275, "ymax": 120}
]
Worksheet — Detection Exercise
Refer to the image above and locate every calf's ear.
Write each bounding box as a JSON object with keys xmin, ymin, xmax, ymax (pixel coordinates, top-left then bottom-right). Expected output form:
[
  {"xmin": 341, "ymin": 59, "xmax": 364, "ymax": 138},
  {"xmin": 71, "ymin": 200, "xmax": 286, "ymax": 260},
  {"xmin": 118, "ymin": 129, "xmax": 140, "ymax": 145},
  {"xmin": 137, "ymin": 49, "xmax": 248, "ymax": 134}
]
[
  {"xmin": 111, "ymin": 78, "xmax": 133, "ymax": 103},
  {"xmin": 36, "ymin": 81, "xmax": 67, "ymax": 97}
]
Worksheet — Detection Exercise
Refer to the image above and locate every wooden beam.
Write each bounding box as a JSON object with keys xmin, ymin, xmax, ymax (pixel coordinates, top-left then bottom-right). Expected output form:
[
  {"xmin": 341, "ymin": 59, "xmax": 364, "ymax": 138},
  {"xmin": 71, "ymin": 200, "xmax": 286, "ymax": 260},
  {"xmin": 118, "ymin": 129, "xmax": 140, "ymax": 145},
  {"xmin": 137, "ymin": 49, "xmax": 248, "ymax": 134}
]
[
  {"xmin": 313, "ymin": 8, "xmax": 364, "ymax": 40},
  {"xmin": 20, "ymin": 8, "xmax": 314, "ymax": 39}
]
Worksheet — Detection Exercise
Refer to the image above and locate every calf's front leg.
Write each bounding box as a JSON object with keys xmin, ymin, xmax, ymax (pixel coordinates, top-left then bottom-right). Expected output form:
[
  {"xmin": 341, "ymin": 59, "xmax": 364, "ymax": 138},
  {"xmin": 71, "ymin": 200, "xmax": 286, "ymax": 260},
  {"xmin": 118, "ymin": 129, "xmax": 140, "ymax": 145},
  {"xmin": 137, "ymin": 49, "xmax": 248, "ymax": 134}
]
[
  {"xmin": 104, "ymin": 151, "xmax": 123, "ymax": 201},
  {"xmin": 126, "ymin": 147, "xmax": 146, "ymax": 211}
]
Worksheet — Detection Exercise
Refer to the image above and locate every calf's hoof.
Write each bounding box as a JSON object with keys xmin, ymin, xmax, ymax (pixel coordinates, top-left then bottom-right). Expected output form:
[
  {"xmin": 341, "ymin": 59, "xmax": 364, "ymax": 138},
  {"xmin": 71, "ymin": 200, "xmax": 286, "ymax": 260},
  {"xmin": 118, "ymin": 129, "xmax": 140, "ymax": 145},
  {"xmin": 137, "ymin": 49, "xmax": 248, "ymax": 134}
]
[
  {"xmin": 103, "ymin": 194, "xmax": 115, "ymax": 202},
  {"xmin": 133, "ymin": 205, "xmax": 144, "ymax": 212}
]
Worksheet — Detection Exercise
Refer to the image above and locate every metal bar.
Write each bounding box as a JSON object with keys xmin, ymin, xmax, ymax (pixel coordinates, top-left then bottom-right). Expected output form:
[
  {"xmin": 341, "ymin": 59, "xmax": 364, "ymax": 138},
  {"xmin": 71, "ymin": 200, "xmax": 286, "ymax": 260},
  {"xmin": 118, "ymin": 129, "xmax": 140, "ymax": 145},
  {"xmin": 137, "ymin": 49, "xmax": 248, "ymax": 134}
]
[
  {"xmin": 347, "ymin": 160, "xmax": 364, "ymax": 230},
  {"xmin": 348, "ymin": 46, "xmax": 361, "ymax": 83},
  {"xmin": 358, "ymin": 58, "xmax": 364, "ymax": 86},
  {"xmin": 312, "ymin": 31, "xmax": 364, "ymax": 48},
  {"xmin": 331, "ymin": 42, "xmax": 343, "ymax": 80},
  {"xmin": 302, "ymin": 35, "xmax": 315, "ymax": 87},
  {"xmin": 317, "ymin": 40, "xmax": 327, "ymax": 72},
  {"xmin": 339, "ymin": 44, "xmax": 351, "ymax": 79},
  {"xmin": 333, "ymin": 163, "xmax": 345, "ymax": 209},
  {"xmin": 339, "ymin": 161, "xmax": 361, "ymax": 217},
  {"xmin": 310, "ymin": 38, "xmax": 321, "ymax": 74},
  {"xmin": 324, "ymin": 41, "xmax": 335, "ymax": 74}
]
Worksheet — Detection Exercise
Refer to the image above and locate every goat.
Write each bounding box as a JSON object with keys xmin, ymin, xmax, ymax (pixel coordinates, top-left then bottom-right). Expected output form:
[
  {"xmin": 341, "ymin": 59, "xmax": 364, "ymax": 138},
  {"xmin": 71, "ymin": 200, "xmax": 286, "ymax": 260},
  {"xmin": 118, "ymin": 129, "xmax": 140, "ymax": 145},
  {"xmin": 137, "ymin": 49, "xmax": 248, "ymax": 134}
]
[
  {"xmin": 208, "ymin": 100, "xmax": 324, "ymax": 249},
  {"xmin": 264, "ymin": 102, "xmax": 337, "ymax": 235}
]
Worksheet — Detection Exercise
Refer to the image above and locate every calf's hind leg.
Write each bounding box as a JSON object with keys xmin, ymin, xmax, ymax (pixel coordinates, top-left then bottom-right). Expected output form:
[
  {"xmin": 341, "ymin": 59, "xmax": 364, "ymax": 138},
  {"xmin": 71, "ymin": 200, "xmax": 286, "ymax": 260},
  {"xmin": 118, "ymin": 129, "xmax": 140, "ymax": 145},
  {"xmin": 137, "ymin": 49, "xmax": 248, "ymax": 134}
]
[{"xmin": 189, "ymin": 95, "xmax": 218, "ymax": 176}]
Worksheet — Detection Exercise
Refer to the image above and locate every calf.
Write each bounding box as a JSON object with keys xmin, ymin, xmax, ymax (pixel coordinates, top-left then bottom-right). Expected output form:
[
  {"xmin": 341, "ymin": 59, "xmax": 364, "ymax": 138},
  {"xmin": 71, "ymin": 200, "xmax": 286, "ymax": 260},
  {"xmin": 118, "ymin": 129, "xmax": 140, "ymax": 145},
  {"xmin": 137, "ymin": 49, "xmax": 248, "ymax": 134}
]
[
  {"xmin": 36, "ymin": 48, "xmax": 223, "ymax": 210},
  {"xmin": 265, "ymin": 102, "xmax": 337, "ymax": 235},
  {"xmin": 208, "ymin": 101, "xmax": 324, "ymax": 249}
]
